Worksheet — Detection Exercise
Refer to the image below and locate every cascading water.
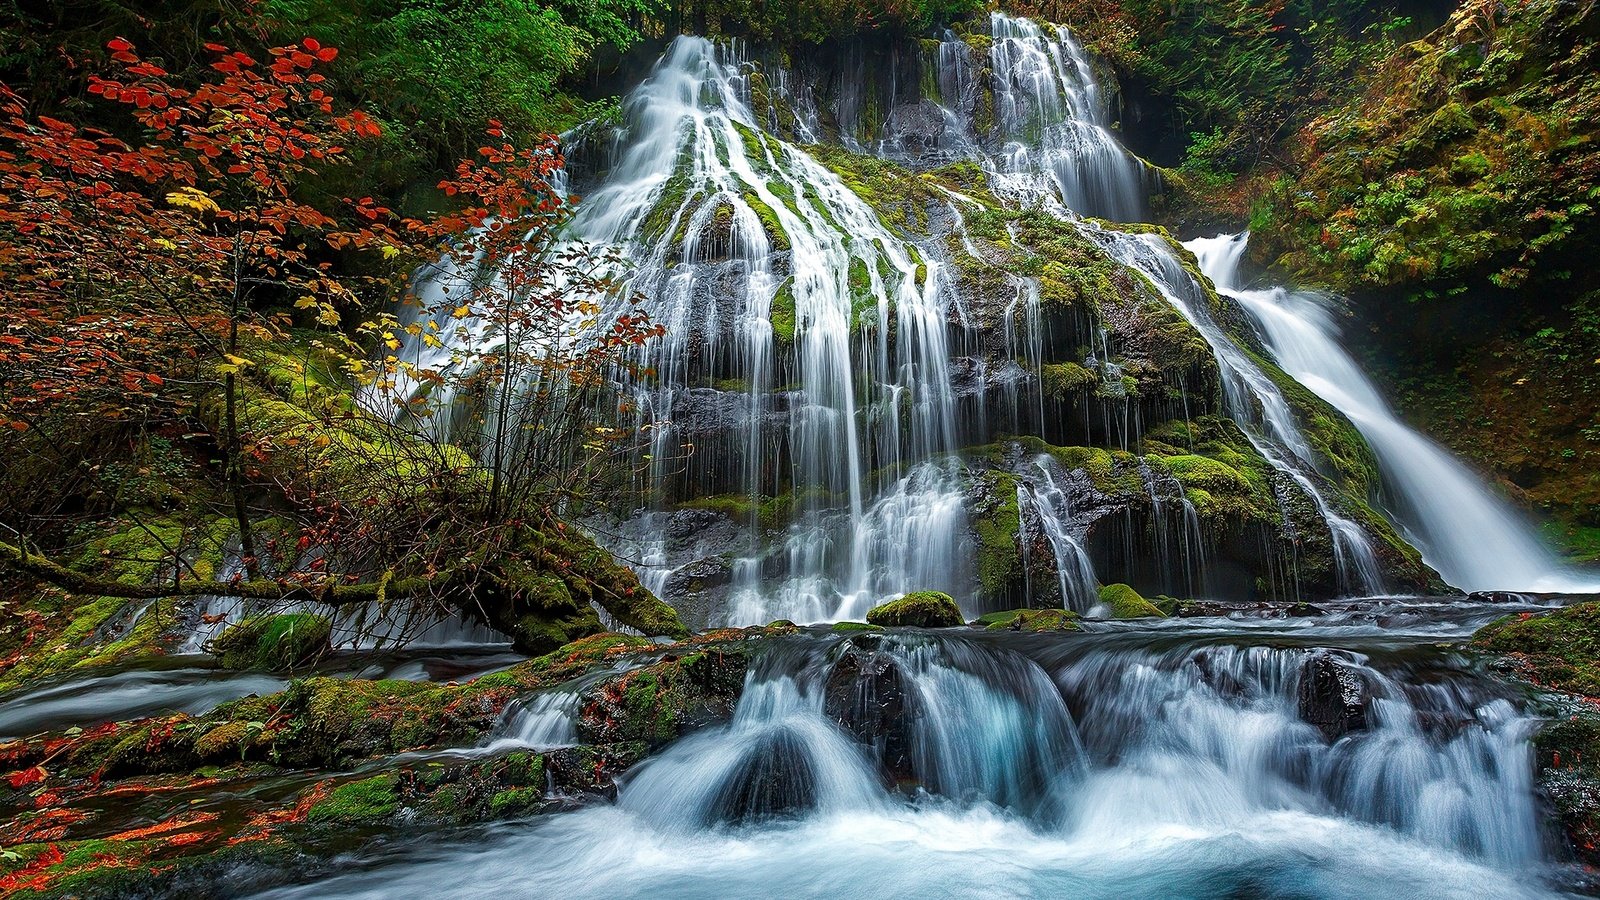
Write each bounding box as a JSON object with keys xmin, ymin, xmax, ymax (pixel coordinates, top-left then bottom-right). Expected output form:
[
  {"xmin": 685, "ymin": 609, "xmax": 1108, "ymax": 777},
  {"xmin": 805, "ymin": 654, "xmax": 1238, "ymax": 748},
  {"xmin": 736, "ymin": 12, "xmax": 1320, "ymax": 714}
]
[
  {"xmin": 980, "ymin": 14, "xmax": 1147, "ymax": 220},
  {"xmin": 383, "ymin": 12, "xmax": 1415, "ymax": 622},
  {"xmin": 1080, "ymin": 226, "xmax": 1389, "ymax": 596},
  {"xmin": 568, "ymin": 37, "xmax": 972, "ymax": 626},
  {"xmin": 926, "ymin": 16, "xmax": 1389, "ymax": 597},
  {"xmin": 1192, "ymin": 232, "xmax": 1600, "ymax": 594},
  {"xmin": 249, "ymin": 608, "xmax": 1569, "ymax": 900},
  {"xmin": 1017, "ymin": 457, "xmax": 1099, "ymax": 611}
]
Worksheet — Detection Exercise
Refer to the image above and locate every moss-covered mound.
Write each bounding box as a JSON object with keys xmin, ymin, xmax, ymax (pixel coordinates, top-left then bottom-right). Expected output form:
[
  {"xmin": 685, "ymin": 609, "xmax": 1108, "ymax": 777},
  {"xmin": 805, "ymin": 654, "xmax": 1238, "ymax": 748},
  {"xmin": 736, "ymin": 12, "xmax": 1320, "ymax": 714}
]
[
  {"xmin": 209, "ymin": 613, "xmax": 332, "ymax": 671},
  {"xmin": 1098, "ymin": 583, "xmax": 1166, "ymax": 619},
  {"xmin": 1473, "ymin": 603, "xmax": 1600, "ymax": 697},
  {"xmin": 865, "ymin": 591, "xmax": 965, "ymax": 628},
  {"xmin": 974, "ymin": 608, "xmax": 1081, "ymax": 633}
]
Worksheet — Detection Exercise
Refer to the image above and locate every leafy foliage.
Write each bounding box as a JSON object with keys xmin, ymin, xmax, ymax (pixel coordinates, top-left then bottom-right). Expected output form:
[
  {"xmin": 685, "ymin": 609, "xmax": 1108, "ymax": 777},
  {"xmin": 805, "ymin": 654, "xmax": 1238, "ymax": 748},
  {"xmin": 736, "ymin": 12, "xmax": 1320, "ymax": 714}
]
[{"xmin": 0, "ymin": 35, "xmax": 676, "ymax": 654}]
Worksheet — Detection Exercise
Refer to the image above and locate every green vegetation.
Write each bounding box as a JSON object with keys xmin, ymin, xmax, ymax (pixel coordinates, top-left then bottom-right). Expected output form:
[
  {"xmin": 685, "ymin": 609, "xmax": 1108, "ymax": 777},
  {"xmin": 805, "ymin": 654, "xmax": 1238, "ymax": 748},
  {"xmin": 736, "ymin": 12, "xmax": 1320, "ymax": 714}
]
[
  {"xmin": 865, "ymin": 591, "xmax": 965, "ymax": 628},
  {"xmin": 1474, "ymin": 604, "xmax": 1600, "ymax": 697},
  {"xmin": 1248, "ymin": 0, "xmax": 1600, "ymax": 534},
  {"xmin": 969, "ymin": 470, "xmax": 1024, "ymax": 605},
  {"xmin": 976, "ymin": 608, "xmax": 1082, "ymax": 632},
  {"xmin": 307, "ymin": 773, "xmax": 401, "ymax": 824},
  {"xmin": 1097, "ymin": 583, "xmax": 1165, "ymax": 619},
  {"xmin": 210, "ymin": 614, "xmax": 333, "ymax": 672}
]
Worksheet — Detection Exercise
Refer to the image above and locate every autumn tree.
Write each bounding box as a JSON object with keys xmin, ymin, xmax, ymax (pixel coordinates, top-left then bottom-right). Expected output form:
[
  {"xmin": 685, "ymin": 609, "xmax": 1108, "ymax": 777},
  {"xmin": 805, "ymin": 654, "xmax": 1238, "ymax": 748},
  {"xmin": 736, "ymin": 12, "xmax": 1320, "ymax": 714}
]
[{"xmin": 0, "ymin": 38, "xmax": 682, "ymax": 653}]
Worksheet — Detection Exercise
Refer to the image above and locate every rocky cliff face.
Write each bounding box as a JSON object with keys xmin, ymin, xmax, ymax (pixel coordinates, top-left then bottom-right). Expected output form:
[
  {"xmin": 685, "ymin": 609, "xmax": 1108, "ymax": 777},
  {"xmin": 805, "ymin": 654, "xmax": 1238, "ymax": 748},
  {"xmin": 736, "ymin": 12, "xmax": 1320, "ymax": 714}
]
[{"xmin": 523, "ymin": 18, "xmax": 1445, "ymax": 631}]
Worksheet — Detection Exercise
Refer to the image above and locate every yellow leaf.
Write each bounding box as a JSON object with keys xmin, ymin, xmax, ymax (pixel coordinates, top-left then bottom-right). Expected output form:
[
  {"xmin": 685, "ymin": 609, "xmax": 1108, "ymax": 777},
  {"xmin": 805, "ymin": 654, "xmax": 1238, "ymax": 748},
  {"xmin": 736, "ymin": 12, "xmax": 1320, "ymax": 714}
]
[
  {"xmin": 165, "ymin": 186, "xmax": 220, "ymax": 216},
  {"xmin": 452, "ymin": 305, "xmax": 471, "ymax": 318},
  {"xmin": 317, "ymin": 306, "xmax": 341, "ymax": 326}
]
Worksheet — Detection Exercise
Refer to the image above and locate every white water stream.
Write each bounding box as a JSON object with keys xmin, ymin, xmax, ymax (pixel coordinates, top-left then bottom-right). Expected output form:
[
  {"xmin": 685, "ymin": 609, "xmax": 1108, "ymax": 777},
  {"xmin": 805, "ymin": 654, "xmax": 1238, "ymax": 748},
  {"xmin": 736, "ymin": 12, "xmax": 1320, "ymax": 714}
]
[{"xmin": 1191, "ymin": 232, "xmax": 1600, "ymax": 593}]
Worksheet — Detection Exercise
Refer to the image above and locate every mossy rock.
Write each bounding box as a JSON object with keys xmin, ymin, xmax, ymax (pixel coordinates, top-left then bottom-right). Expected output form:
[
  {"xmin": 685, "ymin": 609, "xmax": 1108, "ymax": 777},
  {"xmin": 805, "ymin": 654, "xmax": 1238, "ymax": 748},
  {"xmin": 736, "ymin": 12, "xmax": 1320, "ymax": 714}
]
[
  {"xmin": 1473, "ymin": 603, "xmax": 1600, "ymax": 697},
  {"xmin": 577, "ymin": 647, "xmax": 750, "ymax": 747},
  {"xmin": 306, "ymin": 773, "xmax": 399, "ymax": 825},
  {"xmin": 975, "ymin": 608, "xmax": 1081, "ymax": 632},
  {"xmin": 209, "ymin": 613, "xmax": 331, "ymax": 671},
  {"xmin": 865, "ymin": 591, "xmax": 964, "ymax": 628},
  {"xmin": 1097, "ymin": 583, "xmax": 1166, "ymax": 619}
]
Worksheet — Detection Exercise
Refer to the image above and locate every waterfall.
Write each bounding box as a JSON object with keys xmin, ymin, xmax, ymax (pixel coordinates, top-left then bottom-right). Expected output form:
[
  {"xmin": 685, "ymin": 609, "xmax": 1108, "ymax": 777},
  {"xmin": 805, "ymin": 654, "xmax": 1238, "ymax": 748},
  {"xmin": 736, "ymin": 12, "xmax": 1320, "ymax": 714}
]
[
  {"xmin": 568, "ymin": 37, "xmax": 974, "ymax": 626},
  {"xmin": 380, "ymin": 13, "xmax": 1562, "ymax": 621},
  {"xmin": 1018, "ymin": 457, "xmax": 1100, "ymax": 611},
  {"xmin": 928, "ymin": 16, "xmax": 1388, "ymax": 597},
  {"xmin": 1192, "ymin": 232, "xmax": 1600, "ymax": 594},
  {"xmin": 982, "ymin": 14, "xmax": 1147, "ymax": 220}
]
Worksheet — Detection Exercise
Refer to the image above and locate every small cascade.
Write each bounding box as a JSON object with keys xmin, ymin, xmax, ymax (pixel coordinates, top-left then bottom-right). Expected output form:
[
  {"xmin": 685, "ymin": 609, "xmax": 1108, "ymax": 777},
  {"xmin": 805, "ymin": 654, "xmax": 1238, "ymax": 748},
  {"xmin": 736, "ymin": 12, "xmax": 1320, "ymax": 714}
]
[
  {"xmin": 480, "ymin": 691, "xmax": 583, "ymax": 754},
  {"xmin": 1051, "ymin": 637, "xmax": 1540, "ymax": 865},
  {"xmin": 1016, "ymin": 457, "xmax": 1099, "ymax": 611},
  {"xmin": 250, "ymin": 623, "xmax": 1562, "ymax": 899},
  {"xmin": 179, "ymin": 548, "xmax": 248, "ymax": 653},
  {"xmin": 1192, "ymin": 232, "xmax": 1600, "ymax": 594},
  {"xmin": 619, "ymin": 651, "xmax": 887, "ymax": 827},
  {"xmin": 981, "ymin": 14, "xmax": 1147, "ymax": 220},
  {"xmin": 1136, "ymin": 457, "xmax": 1207, "ymax": 599}
]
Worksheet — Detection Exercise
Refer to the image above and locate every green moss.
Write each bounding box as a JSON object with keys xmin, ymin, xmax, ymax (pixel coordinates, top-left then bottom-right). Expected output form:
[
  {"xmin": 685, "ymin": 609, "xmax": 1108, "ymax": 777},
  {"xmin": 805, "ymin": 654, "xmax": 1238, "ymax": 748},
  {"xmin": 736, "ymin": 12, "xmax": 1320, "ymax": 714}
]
[
  {"xmin": 1543, "ymin": 521, "xmax": 1600, "ymax": 564},
  {"xmin": 489, "ymin": 785, "xmax": 545, "ymax": 816},
  {"xmin": 680, "ymin": 491, "xmax": 807, "ymax": 530},
  {"xmin": 741, "ymin": 191, "xmax": 792, "ymax": 251},
  {"xmin": 969, "ymin": 470, "xmax": 1023, "ymax": 603},
  {"xmin": 307, "ymin": 773, "xmax": 400, "ymax": 825},
  {"xmin": 1098, "ymin": 583, "xmax": 1166, "ymax": 619},
  {"xmin": 1040, "ymin": 362, "xmax": 1097, "ymax": 401},
  {"xmin": 978, "ymin": 608, "xmax": 1082, "ymax": 632},
  {"xmin": 770, "ymin": 278, "xmax": 797, "ymax": 344},
  {"xmin": 193, "ymin": 721, "xmax": 257, "ymax": 759},
  {"xmin": 1474, "ymin": 603, "xmax": 1600, "ymax": 697},
  {"xmin": 865, "ymin": 591, "xmax": 964, "ymax": 628},
  {"xmin": 831, "ymin": 621, "xmax": 884, "ymax": 632},
  {"xmin": 209, "ymin": 613, "xmax": 331, "ymax": 671}
]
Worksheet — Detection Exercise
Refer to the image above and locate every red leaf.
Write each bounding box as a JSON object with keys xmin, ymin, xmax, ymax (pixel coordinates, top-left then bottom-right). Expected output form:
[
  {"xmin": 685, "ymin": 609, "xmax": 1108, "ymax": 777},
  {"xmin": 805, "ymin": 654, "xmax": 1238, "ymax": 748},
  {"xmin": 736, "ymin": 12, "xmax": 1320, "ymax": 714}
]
[{"xmin": 8, "ymin": 765, "xmax": 46, "ymax": 788}]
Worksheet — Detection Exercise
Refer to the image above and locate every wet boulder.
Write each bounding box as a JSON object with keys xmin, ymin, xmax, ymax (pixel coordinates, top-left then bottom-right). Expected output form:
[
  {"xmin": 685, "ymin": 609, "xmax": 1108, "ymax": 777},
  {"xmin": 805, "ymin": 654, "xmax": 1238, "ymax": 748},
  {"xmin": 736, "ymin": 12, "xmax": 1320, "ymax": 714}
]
[
  {"xmin": 865, "ymin": 591, "xmax": 964, "ymax": 628},
  {"xmin": 1190, "ymin": 649, "xmax": 1246, "ymax": 699},
  {"xmin": 706, "ymin": 727, "xmax": 819, "ymax": 823},
  {"xmin": 661, "ymin": 555, "xmax": 736, "ymax": 631},
  {"xmin": 824, "ymin": 642, "xmax": 916, "ymax": 784},
  {"xmin": 882, "ymin": 100, "xmax": 950, "ymax": 158},
  {"xmin": 1297, "ymin": 651, "xmax": 1370, "ymax": 741},
  {"xmin": 577, "ymin": 647, "xmax": 749, "ymax": 748},
  {"xmin": 1097, "ymin": 583, "xmax": 1167, "ymax": 619}
]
